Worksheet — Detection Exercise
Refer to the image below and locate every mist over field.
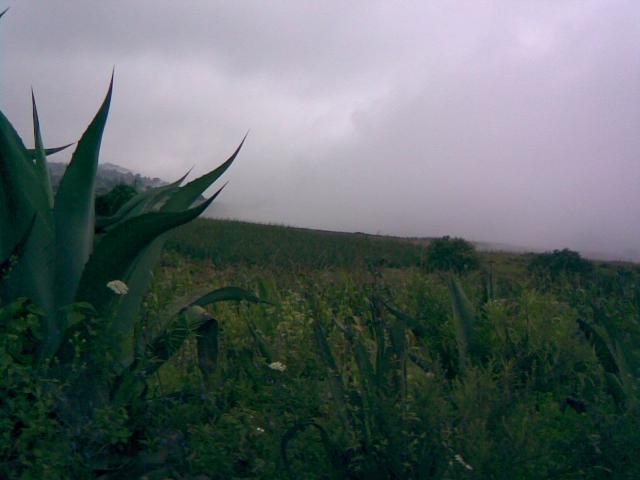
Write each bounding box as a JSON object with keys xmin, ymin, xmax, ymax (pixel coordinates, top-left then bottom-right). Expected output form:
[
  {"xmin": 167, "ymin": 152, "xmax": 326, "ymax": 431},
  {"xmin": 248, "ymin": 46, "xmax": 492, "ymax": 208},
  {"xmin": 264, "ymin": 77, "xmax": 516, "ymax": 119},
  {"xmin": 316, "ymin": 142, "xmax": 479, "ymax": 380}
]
[{"xmin": 2, "ymin": 1, "xmax": 639, "ymax": 261}]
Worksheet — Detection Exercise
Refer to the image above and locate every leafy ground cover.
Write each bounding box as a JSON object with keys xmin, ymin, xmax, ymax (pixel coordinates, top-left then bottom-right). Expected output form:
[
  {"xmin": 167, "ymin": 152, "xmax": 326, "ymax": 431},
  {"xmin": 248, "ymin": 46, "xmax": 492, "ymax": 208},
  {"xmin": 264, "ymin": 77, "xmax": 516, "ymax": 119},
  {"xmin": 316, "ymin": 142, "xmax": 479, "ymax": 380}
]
[
  {"xmin": 3, "ymin": 209, "xmax": 639, "ymax": 478},
  {"xmin": 120, "ymin": 218, "xmax": 639, "ymax": 479}
]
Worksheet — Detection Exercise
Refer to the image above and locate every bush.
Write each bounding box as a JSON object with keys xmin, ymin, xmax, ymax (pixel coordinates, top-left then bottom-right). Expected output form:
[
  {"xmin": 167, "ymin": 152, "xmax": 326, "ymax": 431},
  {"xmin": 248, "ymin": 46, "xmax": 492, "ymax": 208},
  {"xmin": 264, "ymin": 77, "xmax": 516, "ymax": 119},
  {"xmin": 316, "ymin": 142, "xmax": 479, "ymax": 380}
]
[
  {"xmin": 424, "ymin": 236, "xmax": 480, "ymax": 273},
  {"xmin": 95, "ymin": 183, "xmax": 137, "ymax": 216},
  {"xmin": 527, "ymin": 248, "xmax": 593, "ymax": 278}
]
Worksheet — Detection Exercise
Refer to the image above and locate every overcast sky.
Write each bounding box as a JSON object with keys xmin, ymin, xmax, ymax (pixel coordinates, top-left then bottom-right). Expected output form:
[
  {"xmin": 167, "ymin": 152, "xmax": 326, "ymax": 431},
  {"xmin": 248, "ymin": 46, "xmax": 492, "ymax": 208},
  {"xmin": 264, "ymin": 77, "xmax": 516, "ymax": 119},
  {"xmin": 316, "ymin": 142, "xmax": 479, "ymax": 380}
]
[{"xmin": 2, "ymin": 1, "xmax": 639, "ymax": 260}]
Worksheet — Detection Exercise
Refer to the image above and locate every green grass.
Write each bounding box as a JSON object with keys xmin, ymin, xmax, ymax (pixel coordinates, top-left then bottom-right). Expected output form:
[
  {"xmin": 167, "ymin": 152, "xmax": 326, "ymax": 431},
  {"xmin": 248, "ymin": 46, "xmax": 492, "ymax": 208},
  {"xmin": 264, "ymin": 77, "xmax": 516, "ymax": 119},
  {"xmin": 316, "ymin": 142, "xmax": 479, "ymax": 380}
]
[
  {"xmin": 166, "ymin": 218, "xmax": 429, "ymax": 270},
  {"xmin": 4, "ymin": 215, "xmax": 640, "ymax": 478},
  {"xmin": 137, "ymin": 218, "xmax": 640, "ymax": 479}
]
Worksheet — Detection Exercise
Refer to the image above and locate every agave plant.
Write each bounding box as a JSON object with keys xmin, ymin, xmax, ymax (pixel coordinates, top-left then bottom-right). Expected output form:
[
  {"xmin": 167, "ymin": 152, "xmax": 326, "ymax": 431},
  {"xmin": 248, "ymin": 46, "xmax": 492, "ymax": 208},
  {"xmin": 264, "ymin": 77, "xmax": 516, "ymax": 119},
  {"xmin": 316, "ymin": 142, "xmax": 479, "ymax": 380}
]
[{"xmin": 0, "ymin": 64, "xmax": 269, "ymax": 410}]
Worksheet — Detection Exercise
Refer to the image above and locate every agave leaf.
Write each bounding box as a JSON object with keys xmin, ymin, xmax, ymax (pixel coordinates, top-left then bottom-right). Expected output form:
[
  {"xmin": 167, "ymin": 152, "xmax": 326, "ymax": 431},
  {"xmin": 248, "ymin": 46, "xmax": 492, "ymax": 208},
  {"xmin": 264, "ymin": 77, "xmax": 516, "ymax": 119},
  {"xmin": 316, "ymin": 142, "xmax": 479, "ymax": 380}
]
[
  {"xmin": 146, "ymin": 315, "xmax": 192, "ymax": 367},
  {"xmin": 136, "ymin": 283, "xmax": 269, "ymax": 366},
  {"xmin": 0, "ymin": 214, "xmax": 36, "ymax": 282},
  {"xmin": 349, "ymin": 329, "xmax": 375, "ymax": 389},
  {"xmin": 31, "ymin": 92, "xmax": 54, "ymax": 207},
  {"xmin": 44, "ymin": 143, "xmax": 73, "ymax": 156},
  {"xmin": 245, "ymin": 317, "xmax": 273, "ymax": 363},
  {"xmin": 0, "ymin": 109, "xmax": 51, "ymax": 255},
  {"xmin": 53, "ymin": 75, "xmax": 113, "ymax": 312},
  {"xmin": 94, "ymin": 173, "xmax": 188, "ymax": 233},
  {"xmin": 162, "ymin": 135, "xmax": 245, "ymax": 212},
  {"xmin": 197, "ymin": 316, "xmax": 219, "ymax": 380},
  {"xmin": 576, "ymin": 318, "xmax": 619, "ymax": 374},
  {"xmin": 311, "ymin": 314, "xmax": 351, "ymax": 432},
  {"xmin": 0, "ymin": 110, "xmax": 58, "ymax": 361},
  {"xmin": 106, "ymin": 151, "xmax": 239, "ymax": 366},
  {"xmin": 192, "ymin": 286, "xmax": 271, "ymax": 307},
  {"xmin": 143, "ymin": 305, "xmax": 209, "ymax": 377},
  {"xmin": 26, "ymin": 143, "xmax": 74, "ymax": 159},
  {"xmin": 121, "ymin": 244, "xmax": 171, "ymax": 369},
  {"xmin": 447, "ymin": 275, "xmax": 476, "ymax": 374},
  {"xmin": 98, "ymin": 170, "xmax": 192, "ymax": 233},
  {"xmin": 76, "ymin": 195, "xmax": 215, "ymax": 312},
  {"xmin": 105, "ymin": 182, "xmax": 228, "ymax": 368}
]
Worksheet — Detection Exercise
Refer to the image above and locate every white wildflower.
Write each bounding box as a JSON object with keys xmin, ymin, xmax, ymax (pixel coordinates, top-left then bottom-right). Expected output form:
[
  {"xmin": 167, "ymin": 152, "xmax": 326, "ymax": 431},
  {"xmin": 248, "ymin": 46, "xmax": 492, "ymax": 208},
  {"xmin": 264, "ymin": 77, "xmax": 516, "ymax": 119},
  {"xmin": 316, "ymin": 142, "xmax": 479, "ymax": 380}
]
[
  {"xmin": 268, "ymin": 361, "xmax": 287, "ymax": 372},
  {"xmin": 106, "ymin": 280, "xmax": 129, "ymax": 295},
  {"xmin": 256, "ymin": 427, "xmax": 265, "ymax": 434},
  {"xmin": 454, "ymin": 453, "xmax": 473, "ymax": 471}
]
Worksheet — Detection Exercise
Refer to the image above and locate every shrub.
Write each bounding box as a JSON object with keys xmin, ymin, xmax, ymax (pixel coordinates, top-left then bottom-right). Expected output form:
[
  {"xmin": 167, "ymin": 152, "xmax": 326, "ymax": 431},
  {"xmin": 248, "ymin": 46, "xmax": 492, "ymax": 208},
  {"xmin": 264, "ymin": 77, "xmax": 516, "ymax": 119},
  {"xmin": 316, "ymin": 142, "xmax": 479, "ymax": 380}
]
[
  {"xmin": 95, "ymin": 183, "xmax": 137, "ymax": 216},
  {"xmin": 527, "ymin": 248, "xmax": 593, "ymax": 278},
  {"xmin": 424, "ymin": 236, "xmax": 480, "ymax": 273}
]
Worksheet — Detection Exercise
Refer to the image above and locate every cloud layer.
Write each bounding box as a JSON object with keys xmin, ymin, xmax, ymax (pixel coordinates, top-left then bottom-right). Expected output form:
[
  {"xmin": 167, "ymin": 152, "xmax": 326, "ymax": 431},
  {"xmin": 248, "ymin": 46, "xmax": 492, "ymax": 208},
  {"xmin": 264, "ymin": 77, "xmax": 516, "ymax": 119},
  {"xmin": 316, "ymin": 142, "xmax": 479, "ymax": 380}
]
[{"xmin": 2, "ymin": 1, "xmax": 639, "ymax": 259}]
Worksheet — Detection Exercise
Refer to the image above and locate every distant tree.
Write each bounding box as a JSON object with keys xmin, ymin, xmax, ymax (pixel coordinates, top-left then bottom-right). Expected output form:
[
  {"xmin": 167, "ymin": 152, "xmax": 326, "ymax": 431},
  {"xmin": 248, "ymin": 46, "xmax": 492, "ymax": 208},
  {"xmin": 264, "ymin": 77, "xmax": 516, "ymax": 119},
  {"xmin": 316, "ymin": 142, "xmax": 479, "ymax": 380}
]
[
  {"xmin": 424, "ymin": 236, "xmax": 480, "ymax": 273},
  {"xmin": 527, "ymin": 248, "xmax": 593, "ymax": 278},
  {"xmin": 95, "ymin": 183, "xmax": 137, "ymax": 217}
]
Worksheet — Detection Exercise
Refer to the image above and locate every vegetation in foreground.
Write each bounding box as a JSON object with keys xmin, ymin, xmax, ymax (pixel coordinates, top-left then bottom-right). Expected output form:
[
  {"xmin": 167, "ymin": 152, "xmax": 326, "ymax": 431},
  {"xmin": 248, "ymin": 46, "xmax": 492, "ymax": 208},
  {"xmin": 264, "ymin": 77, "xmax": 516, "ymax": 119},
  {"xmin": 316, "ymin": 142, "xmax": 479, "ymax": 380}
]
[{"xmin": 5, "ymin": 210, "xmax": 640, "ymax": 478}]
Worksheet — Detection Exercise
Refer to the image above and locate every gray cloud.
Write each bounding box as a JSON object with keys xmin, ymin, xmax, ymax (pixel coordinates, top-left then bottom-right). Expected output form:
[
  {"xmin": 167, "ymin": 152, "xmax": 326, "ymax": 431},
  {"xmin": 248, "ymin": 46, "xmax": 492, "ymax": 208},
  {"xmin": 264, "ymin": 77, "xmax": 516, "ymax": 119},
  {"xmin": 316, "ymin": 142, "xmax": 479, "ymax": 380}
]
[{"xmin": 2, "ymin": 1, "xmax": 639, "ymax": 260}]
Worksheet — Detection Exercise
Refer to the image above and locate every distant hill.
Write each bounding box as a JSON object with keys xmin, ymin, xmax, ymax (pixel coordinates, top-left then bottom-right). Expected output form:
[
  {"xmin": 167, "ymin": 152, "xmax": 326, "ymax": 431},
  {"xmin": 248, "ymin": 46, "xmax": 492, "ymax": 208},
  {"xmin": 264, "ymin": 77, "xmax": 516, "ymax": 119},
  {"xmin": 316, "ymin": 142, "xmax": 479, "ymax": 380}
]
[{"xmin": 49, "ymin": 162, "xmax": 166, "ymax": 195}]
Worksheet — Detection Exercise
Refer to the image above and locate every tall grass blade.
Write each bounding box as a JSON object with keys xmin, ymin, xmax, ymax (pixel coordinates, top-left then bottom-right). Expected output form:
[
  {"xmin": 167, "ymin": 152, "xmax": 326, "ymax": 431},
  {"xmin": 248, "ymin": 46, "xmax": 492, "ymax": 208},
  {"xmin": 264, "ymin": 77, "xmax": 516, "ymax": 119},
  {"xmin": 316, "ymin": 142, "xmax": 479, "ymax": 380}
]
[
  {"xmin": 388, "ymin": 317, "xmax": 408, "ymax": 394},
  {"xmin": 576, "ymin": 318, "xmax": 619, "ymax": 374},
  {"xmin": 448, "ymin": 274, "xmax": 476, "ymax": 374},
  {"xmin": 370, "ymin": 297, "xmax": 388, "ymax": 387},
  {"xmin": 383, "ymin": 300, "xmax": 428, "ymax": 339},
  {"xmin": 310, "ymin": 310, "xmax": 351, "ymax": 432},
  {"xmin": 246, "ymin": 317, "xmax": 273, "ymax": 363}
]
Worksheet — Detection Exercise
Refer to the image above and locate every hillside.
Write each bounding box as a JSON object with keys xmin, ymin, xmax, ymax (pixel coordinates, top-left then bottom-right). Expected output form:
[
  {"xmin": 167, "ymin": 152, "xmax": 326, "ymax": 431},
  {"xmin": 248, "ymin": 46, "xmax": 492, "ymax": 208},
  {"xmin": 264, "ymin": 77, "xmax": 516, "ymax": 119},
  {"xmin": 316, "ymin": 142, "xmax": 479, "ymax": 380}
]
[{"xmin": 48, "ymin": 161, "xmax": 166, "ymax": 194}]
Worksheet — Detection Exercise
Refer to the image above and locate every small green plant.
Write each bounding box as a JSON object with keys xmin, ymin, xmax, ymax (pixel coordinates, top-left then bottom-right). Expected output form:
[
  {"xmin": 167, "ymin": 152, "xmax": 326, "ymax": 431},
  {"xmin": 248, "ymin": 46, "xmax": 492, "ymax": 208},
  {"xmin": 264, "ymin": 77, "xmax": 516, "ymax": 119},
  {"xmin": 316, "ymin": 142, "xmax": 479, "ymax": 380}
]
[
  {"xmin": 0, "ymin": 73, "xmax": 257, "ymax": 369},
  {"xmin": 527, "ymin": 248, "xmax": 593, "ymax": 278},
  {"xmin": 95, "ymin": 183, "xmax": 137, "ymax": 217},
  {"xmin": 424, "ymin": 235, "xmax": 480, "ymax": 273}
]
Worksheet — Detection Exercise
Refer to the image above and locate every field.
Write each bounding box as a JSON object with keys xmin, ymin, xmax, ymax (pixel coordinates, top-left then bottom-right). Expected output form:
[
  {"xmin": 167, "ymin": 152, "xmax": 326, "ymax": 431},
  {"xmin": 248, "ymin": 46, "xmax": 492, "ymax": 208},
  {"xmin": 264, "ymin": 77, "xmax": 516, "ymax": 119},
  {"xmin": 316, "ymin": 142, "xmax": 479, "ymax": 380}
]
[
  {"xmin": 3, "ymin": 211, "xmax": 640, "ymax": 479},
  {"xmin": 114, "ymin": 218, "xmax": 638, "ymax": 479},
  {"xmin": 3, "ymin": 5, "xmax": 640, "ymax": 478}
]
